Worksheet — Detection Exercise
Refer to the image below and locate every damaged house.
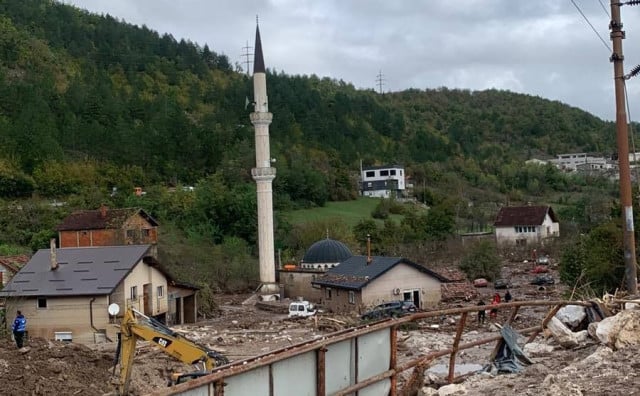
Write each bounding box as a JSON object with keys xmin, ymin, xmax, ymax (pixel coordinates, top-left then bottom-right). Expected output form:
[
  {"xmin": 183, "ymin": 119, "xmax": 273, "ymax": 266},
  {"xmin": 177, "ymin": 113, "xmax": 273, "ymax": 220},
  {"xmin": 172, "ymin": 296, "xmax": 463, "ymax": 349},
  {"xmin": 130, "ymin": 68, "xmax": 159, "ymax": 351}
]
[{"xmin": 311, "ymin": 255, "xmax": 449, "ymax": 314}]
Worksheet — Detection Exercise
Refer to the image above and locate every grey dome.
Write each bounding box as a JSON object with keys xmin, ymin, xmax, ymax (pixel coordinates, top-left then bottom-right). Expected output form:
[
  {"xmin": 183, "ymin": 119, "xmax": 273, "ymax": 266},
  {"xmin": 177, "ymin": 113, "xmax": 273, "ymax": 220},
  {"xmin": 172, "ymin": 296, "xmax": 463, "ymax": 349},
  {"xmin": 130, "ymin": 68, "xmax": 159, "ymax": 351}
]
[{"xmin": 302, "ymin": 239, "xmax": 353, "ymax": 264}]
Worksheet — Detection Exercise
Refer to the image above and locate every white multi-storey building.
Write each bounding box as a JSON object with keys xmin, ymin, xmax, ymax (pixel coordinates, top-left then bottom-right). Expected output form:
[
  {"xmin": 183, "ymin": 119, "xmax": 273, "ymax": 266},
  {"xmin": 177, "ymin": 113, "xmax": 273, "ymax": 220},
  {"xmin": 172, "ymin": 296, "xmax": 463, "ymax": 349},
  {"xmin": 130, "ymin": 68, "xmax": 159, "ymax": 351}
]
[{"xmin": 360, "ymin": 165, "xmax": 406, "ymax": 198}]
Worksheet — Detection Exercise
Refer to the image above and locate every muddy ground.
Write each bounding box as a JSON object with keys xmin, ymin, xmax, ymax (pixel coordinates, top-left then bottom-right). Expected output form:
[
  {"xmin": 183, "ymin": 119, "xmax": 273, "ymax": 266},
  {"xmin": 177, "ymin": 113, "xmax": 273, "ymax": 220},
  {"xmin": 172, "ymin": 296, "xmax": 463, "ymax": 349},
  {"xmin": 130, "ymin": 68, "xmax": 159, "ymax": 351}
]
[{"xmin": 0, "ymin": 258, "xmax": 636, "ymax": 395}]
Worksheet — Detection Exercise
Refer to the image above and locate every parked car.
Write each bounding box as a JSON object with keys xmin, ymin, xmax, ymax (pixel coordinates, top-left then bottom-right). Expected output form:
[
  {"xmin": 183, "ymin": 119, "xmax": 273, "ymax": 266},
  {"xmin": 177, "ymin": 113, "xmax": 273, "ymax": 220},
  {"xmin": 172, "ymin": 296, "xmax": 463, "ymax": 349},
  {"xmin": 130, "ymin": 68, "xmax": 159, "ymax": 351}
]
[
  {"xmin": 530, "ymin": 274, "xmax": 555, "ymax": 286},
  {"xmin": 494, "ymin": 278, "xmax": 512, "ymax": 289},
  {"xmin": 473, "ymin": 278, "xmax": 489, "ymax": 288},
  {"xmin": 361, "ymin": 300, "xmax": 417, "ymax": 320},
  {"xmin": 536, "ymin": 255, "xmax": 550, "ymax": 265},
  {"xmin": 531, "ymin": 265, "xmax": 549, "ymax": 274},
  {"xmin": 288, "ymin": 301, "xmax": 317, "ymax": 318}
]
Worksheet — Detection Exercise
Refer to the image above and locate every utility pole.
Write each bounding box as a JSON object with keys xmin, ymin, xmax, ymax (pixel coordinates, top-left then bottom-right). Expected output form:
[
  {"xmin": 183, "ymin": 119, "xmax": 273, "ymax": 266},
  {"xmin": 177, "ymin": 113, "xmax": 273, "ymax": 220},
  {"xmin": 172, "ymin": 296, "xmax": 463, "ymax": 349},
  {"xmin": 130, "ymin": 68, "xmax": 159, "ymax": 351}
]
[
  {"xmin": 241, "ymin": 40, "xmax": 253, "ymax": 76},
  {"xmin": 376, "ymin": 70, "xmax": 385, "ymax": 94},
  {"xmin": 610, "ymin": 0, "xmax": 638, "ymax": 294}
]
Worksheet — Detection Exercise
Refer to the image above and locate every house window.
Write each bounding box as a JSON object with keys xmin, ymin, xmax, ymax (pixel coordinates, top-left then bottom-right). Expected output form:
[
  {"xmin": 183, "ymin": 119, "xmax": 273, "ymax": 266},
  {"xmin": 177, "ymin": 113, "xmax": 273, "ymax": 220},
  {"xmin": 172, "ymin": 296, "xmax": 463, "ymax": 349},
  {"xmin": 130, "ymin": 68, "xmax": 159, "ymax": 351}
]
[
  {"xmin": 126, "ymin": 229, "xmax": 135, "ymax": 238},
  {"xmin": 390, "ymin": 170, "xmax": 396, "ymax": 175},
  {"xmin": 380, "ymin": 170, "xmax": 389, "ymax": 176},
  {"xmin": 143, "ymin": 229, "xmax": 151, "ymax": 237},
  {"xmin": 326, "ymin": 288, "xmax": 332, "ymax": 300},
  {"xmin": 37, "ymin": 297, "xmax": 47, "ymax": 309},
  {"xmin": 516, "ymin": 238, "xmax": 527, "ymax": 246},
  {"xmin": 365, "ymin": 171, "xmax": 375, "ymax": 178},
  {"xmin": 130, "ymin": 286, "xmax": 138, "ymax": 300},
  {"xmin": 157, "ymin": 286, "xmax": 164, "ymax": 298},
  {"xmin": 348, "ymin": 291, "xmax": 355, "ymax": 304}
]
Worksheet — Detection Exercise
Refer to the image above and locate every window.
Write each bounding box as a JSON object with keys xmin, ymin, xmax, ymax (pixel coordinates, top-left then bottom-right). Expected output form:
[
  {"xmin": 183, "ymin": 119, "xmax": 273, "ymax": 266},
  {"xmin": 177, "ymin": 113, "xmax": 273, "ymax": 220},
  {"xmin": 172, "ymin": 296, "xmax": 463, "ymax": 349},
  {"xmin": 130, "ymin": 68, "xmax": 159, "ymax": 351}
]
[
  {"xmin": 126, "ymin": 229, "xmax": 135, "ymax": 238},
  {"xmin": 326, "ymin": 288, "xmax": 332, "ymax": 300},
  {"xmin": 516, "ymin": 238, "xmax": 527, "ymax": 246},
  {"xmin": 390, "ymin": 170, "xmax": 396, "ymax": 175},
  {"xmin": 143, "ymin": 229, "xmax": 151, "ymax": 237},
  {"xmin": 365, "ymin": 171, "xmax": 375, "ymax": 178},
  {"xmin": 400, "ymin": 170, "xmax": 403, "ymax": 176},
  {"xmin": 380, "ymin": 170, "xmax": 389, "ymax": 176},
  {"xmin": 37, "ymin": 297, "xmax": 47, "ymax": 309},
  {"xmin": 348, "ymin": 291, "xmax": 355, "ymax": 304},
  {"xmin": 157, "ymin": 285, "xmax": 164, "ymax": 298},
  {"xmin": 130, "ymin": 286, "xmax": 138, "ymax": 300}
]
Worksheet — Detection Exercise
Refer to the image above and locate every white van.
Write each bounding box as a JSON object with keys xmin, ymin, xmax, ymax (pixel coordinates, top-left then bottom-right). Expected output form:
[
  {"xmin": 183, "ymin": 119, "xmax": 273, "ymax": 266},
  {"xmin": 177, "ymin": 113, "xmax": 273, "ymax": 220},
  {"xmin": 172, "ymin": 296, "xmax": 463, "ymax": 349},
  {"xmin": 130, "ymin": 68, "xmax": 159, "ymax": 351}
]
[{"xmin": 288, "ymin": 301, "xmax": 317, "ymax": 318}]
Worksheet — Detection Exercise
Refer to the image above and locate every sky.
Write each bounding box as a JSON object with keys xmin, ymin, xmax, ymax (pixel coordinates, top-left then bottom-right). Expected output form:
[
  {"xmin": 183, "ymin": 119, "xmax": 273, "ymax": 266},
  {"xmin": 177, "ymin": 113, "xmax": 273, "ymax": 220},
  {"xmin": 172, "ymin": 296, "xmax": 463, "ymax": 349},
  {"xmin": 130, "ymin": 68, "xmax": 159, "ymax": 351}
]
[{"xmin": 59, "ymin": 0, "xmax": 640, "ymax": 121}]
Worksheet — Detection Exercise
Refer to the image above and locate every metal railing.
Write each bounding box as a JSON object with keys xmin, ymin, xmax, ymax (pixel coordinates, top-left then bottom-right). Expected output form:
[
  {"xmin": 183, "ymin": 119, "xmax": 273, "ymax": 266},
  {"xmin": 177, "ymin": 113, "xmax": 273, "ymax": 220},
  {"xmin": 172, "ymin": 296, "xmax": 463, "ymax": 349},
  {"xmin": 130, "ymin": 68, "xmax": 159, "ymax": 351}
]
[{"xmin": 145, "ymin": 299, "xmax": 598, "ymax": 396}]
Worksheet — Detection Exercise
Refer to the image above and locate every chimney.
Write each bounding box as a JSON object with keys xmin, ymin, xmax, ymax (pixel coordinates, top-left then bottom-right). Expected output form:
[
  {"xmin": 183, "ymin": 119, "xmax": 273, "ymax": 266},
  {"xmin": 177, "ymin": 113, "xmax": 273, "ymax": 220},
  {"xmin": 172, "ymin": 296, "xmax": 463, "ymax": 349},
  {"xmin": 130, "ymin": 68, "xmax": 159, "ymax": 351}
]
[
  {"xmin": 50, "ymin": 238, "xmax": 58, "ymax": 271},
  {"xmin": 366, "ymin": 234, "xmax": 372, "ymax": 264},
  {"xmin": 100, "ymin": 204, "xmax": 107, "ymax": 218}
]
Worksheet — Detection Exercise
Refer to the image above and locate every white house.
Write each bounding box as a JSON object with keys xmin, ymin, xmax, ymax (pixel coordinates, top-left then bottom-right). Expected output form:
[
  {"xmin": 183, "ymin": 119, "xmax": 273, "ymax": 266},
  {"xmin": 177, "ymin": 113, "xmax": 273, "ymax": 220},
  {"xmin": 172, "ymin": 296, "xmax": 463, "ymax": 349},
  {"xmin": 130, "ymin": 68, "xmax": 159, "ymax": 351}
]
[
  {"xmin": 494, "ymin": 206, "xmax": 560, "ymax": 246},
  {"xmin": 360, "ymin": 164, "xmax": 406, "ymax": 198}
]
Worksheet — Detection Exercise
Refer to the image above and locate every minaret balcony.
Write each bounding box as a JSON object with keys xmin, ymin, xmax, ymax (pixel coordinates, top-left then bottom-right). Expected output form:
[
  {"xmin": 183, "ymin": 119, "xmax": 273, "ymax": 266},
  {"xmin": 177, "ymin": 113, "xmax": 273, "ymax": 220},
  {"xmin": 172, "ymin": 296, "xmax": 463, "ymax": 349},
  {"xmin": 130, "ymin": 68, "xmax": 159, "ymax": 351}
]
[
  {"xmin": 250, "ymin": 112, "xmax": 273, "ymax": 125},
  {"xmin": 252, "ymin": 167, "xmax": 276, "ymax": 180}
]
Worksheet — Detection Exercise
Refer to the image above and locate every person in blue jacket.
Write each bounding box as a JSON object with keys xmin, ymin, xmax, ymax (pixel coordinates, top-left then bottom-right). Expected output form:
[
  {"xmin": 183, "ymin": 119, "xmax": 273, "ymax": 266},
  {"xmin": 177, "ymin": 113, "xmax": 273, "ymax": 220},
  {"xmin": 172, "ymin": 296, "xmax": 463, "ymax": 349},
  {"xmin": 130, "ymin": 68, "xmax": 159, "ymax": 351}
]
[{"xmin": 12, "ymin": 310, "xmax": 26, "ymax": 348}]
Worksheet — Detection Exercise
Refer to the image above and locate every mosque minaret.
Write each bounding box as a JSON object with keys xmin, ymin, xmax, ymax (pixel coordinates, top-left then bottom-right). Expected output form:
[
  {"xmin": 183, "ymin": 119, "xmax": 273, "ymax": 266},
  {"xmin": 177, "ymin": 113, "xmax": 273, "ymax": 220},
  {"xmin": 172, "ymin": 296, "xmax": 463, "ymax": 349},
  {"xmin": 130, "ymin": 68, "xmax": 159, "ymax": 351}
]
[{"xmin": 250, "ymin": 22, "xmax": 277, "ymax": 293}]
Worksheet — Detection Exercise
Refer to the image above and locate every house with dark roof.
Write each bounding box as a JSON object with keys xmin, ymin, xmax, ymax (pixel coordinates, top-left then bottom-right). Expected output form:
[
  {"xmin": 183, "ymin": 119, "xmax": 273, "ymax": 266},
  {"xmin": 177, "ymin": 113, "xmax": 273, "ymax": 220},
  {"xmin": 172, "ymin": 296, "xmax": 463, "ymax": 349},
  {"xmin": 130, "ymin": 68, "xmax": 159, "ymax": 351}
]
[
  {"xmin": 56, "ymin": 205, "xmax": 158, "ymax": 256},
  {"xmin": 0, "ymin": 255, "xmax": 29, "ymax": 288},
  {"xmin": 0, "ymin": 244, "xmax": 196, "ymax": 344},
  {"xmin": 311, "ymin": 255, "xmax": 449, "ymax": 313},
  {"xmin": 494, "ymin": 205, "xmax": 560, "ymax": 246}
]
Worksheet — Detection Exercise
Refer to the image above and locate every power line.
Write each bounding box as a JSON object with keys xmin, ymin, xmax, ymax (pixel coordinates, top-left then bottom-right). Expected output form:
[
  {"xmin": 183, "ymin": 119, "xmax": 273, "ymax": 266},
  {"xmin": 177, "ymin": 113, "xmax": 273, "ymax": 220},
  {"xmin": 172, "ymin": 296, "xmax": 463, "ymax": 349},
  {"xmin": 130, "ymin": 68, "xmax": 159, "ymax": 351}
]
[
  {"xmin": 570, "ymin": 0, "xmax": 612, "ymax": 52},
  {"xmin": 598, "ymin": 0, "xmax": 610, "ymax": 17}
]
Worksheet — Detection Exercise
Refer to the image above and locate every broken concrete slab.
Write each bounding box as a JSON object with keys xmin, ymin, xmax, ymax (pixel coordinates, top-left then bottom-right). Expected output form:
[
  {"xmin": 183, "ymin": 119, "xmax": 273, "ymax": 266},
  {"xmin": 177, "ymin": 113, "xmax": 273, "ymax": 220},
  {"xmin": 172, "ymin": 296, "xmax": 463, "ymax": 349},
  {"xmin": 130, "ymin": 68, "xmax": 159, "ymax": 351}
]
[{"xmin": 547, "ymin": 316, "xmax": 581, "ymax": 348}]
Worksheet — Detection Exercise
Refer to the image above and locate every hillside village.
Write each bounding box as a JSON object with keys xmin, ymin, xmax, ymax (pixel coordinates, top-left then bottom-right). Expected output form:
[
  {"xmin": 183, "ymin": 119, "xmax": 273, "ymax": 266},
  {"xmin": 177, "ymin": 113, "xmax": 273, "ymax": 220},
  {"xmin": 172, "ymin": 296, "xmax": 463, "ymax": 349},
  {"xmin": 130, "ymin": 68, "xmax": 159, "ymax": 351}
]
[{"xmin": 2, "ymin": 1, "xmax": 640, "ymax": 395}]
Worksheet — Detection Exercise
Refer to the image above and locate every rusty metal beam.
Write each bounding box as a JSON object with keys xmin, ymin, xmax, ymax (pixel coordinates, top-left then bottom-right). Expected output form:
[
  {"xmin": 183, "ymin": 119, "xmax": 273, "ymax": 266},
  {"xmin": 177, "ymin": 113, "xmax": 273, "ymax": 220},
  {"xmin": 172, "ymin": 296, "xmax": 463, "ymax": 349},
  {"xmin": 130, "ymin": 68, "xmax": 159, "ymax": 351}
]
[
  {"xmin": 447, "ymin": 311, "xmax": 467, "ymax": 383},
  {"xmin": 316, "ymin": 347, "xmax": 326, "ymax": 396},
  {"xmin": 390, "ymin": 325, "xmax": 398, "ymax": 396}
]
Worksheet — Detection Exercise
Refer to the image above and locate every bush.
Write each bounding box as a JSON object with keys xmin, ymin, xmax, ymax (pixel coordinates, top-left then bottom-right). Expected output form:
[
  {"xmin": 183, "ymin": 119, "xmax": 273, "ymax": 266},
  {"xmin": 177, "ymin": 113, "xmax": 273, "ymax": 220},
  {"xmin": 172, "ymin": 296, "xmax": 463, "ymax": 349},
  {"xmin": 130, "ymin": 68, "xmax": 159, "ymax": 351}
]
[{"xmin": 459, "ymin": 240, "xmax": 501, "ymax": 281}]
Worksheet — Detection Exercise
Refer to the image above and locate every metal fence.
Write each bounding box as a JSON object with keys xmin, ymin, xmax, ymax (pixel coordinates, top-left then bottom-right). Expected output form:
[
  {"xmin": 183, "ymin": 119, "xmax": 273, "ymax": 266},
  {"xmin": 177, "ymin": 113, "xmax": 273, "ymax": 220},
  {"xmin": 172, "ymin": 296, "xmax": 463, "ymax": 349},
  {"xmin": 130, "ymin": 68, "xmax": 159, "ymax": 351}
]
[{"xmin": 146, "ymin": 300, "xmax": 595, "ymax": 396}]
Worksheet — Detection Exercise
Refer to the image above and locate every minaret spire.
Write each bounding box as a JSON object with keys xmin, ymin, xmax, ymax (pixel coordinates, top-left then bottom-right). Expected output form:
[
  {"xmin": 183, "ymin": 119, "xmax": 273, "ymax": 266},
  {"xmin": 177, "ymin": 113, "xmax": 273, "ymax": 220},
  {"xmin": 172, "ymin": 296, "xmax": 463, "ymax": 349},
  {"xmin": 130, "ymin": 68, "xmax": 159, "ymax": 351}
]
[
  {"xmin": 250, "ymin": 20, "xmax": 277, "ymax": 294},
  {"xmin": 253, "ymin": 20, "xmax": 265, "ymax": 74}
]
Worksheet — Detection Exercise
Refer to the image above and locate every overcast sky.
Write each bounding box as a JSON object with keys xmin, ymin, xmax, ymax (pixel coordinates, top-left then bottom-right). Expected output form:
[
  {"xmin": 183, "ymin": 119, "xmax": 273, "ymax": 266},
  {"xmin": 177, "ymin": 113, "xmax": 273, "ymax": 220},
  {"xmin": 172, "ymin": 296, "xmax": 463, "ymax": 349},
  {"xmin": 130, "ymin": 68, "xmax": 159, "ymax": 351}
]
[{"xmin": 59, "ymin": 0, "xmax": 640, "ymax": 121}]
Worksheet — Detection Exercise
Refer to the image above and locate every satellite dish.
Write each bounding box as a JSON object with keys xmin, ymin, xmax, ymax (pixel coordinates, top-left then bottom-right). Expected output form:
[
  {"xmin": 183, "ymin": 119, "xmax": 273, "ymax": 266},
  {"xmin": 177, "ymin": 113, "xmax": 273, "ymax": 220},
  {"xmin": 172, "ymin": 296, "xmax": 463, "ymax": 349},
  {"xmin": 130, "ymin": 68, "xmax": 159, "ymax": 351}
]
[{"xmin": 108, "ymin": 303, "xmax": 120, "ymax": 316}]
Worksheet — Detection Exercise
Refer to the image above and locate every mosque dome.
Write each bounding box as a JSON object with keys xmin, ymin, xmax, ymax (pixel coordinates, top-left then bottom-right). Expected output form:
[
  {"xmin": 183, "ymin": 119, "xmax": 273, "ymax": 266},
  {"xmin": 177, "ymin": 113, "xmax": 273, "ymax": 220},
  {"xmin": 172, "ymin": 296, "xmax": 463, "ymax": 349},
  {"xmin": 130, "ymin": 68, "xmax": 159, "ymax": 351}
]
[{"xmin": 302, "ymin": 238, "xmax": 353, "ymax": 265}]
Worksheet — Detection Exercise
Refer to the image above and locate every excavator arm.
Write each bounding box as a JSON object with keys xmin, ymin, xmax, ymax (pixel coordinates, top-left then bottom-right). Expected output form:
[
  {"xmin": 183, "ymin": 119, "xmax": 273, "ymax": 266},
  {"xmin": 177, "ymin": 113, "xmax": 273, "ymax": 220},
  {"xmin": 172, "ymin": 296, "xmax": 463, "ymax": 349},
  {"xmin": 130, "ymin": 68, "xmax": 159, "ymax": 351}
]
[{"xmin": 117, "ymin": 308, "xmax": 228, "ymax": 395}]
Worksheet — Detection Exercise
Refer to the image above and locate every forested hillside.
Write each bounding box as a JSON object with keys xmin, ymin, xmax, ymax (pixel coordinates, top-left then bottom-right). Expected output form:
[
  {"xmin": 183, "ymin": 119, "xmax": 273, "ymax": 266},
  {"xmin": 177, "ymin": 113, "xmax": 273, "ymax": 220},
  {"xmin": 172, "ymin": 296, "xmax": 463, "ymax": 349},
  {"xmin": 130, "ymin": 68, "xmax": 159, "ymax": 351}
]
[{"xmin": 0, "ymin": 0, "xmax": 625, "ymax": 293}]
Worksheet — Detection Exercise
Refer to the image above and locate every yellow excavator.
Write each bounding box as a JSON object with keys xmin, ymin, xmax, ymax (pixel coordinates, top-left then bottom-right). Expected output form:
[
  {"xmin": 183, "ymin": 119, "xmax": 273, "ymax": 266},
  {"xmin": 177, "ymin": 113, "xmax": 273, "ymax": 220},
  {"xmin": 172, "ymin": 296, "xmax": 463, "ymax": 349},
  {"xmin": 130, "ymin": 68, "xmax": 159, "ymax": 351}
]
[{"xmin": 115, "ymin": 307, "xmax": 228, "ymax": 395}]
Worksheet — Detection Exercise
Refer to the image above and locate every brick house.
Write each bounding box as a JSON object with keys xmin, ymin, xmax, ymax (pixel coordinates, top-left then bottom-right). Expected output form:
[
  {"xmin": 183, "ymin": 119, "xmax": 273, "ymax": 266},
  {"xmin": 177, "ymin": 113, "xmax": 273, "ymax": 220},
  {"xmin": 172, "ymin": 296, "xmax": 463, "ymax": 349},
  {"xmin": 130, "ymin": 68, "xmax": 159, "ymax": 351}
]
[{"xmin": 56, "ymin": 205, "xmax": 158, "ymax": 256}]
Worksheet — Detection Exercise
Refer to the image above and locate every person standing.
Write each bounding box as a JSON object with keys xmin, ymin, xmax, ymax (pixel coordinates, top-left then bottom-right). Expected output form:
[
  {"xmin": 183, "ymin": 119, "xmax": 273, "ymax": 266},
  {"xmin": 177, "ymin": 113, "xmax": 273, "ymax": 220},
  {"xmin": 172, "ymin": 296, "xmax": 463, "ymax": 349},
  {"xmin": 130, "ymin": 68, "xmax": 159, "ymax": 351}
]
[
  {"xmin": 477, "ymin": 300, "xmax": 486, "ymax": 324},
  {"xmin": 12, "ymin": 310, "xmax": 27, "ymax": 348},
  {"xmin": 490, "ymin": 293, "xmax": 500, "ymax": 319},
  {"xmin": 504, "ymin": 290, "xmax": 513, "ymax": 303}
]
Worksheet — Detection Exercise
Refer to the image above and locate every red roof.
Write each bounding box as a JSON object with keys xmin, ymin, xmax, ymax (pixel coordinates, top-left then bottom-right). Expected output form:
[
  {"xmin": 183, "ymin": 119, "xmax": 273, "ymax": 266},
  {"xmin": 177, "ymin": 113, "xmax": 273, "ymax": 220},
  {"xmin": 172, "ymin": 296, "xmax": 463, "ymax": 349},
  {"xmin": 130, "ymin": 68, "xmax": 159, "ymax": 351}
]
[
  {"xmin": 494, "ymin": 206, "xmax": 557, "ymax": 227},
  {"xmin": 0, "ymin": 255, "xmax": 30, "ymax": 273},
  {"xmin": 56, "ymin": 207, "xmax": 158, "ymax": 231}
]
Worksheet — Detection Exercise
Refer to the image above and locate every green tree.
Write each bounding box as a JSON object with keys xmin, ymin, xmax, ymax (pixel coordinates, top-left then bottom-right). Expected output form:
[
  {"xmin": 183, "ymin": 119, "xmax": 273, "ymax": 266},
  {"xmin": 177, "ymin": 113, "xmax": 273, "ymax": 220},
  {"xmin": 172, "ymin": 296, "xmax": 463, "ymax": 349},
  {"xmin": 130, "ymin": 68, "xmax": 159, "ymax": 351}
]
[{"xmin": 459, "ymin": 240, "xmax": 501, "ymax": 281}]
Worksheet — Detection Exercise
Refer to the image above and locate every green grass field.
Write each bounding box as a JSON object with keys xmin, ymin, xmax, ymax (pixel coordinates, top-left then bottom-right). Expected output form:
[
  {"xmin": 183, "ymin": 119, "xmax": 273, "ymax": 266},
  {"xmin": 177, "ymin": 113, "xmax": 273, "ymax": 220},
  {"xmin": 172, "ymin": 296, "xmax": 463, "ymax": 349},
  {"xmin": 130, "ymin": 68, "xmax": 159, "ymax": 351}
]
[{"xmin": 284, "ymin": 197, "xmax": 404, "ymax": 227}]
